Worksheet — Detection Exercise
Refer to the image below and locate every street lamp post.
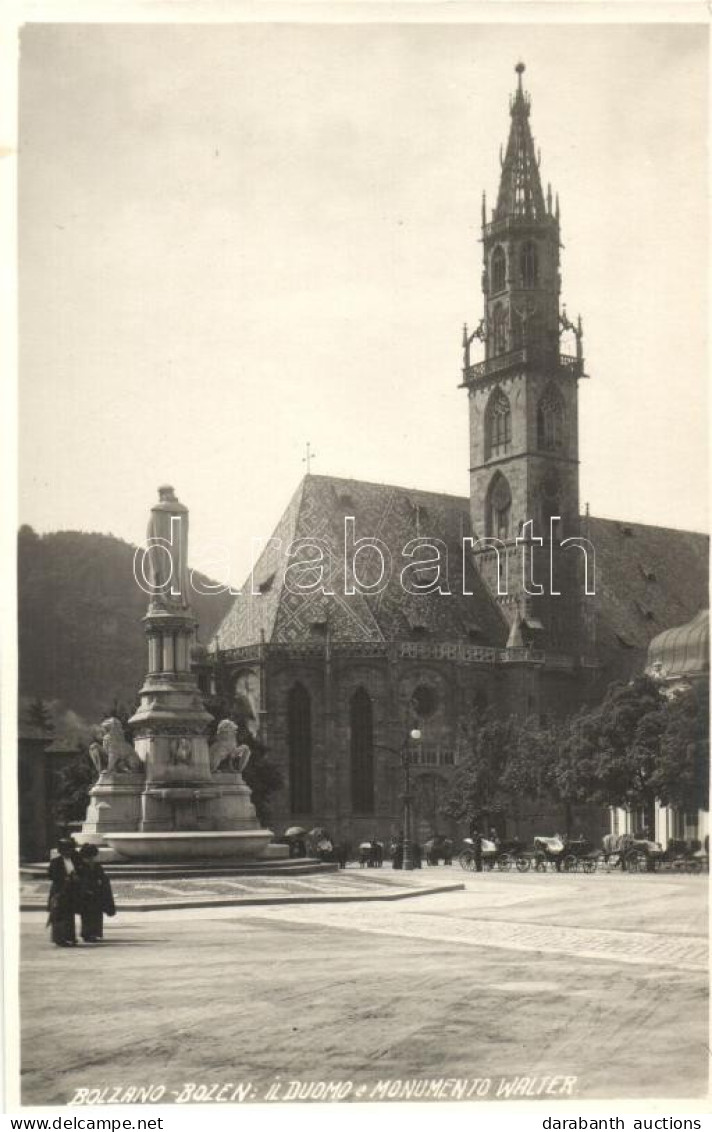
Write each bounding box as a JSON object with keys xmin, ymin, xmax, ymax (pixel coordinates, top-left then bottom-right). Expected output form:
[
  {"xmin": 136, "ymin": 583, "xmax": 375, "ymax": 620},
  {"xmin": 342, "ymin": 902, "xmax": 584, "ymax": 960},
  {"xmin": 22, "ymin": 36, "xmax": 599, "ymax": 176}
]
[{"xmin": 401, "ymin": 729, "xmax": 421, "ymax": 871}]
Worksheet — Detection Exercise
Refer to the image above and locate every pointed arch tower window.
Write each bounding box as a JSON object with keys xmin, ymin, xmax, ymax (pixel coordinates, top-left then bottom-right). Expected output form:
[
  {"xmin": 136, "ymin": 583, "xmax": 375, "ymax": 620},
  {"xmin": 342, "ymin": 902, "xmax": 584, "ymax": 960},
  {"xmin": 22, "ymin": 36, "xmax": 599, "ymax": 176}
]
[
  {"xmin": 350, "ymin": 687, "xmax": 374, "ymax": 814},
  {"xmin": 485, "ymin": 388, "xmax": 512, "ymax": 460},
  {"xmin": 520, "ymin": 241, "xmax": 538, "ymax": 287},
  {"xmin": 486, "ymin": 472, "xmax": 512, "ymax": 540},
  {"xmin": 539, "ymin": 469, "xmax": 561, "ymax": 540},
  {"xmin": 287, "ymin": 682, "xmax": 312, "ymax": 814},
  {"xmin": 491, "ymin": 246, "xmax": 506, "ymax": 293},
  {"xmin": 492, "ymin": 304, "xmax": 507, "ymax": 356},
  {"xmin": 537, "ymin": 385, "xmax": 565, "ymax": 451}
]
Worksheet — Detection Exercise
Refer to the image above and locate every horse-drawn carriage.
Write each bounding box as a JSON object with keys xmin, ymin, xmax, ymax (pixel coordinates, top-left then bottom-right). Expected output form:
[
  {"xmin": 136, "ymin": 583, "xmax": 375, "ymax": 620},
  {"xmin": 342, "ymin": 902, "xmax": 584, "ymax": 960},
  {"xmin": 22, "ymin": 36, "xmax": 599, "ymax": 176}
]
[
  {"xmin": 659, "ymin": 839, "xmax": 706, "ymax": 874},
  {"xmin": 358, "ymin": 840, "xmax": 384, "ymax": 867},
  {"xmin": 459, "ymin": 836, "xmax": 530, "ymax": 872},
  {"xmin": 601, "ymin": 833, "xmax": 664, "ymax": 873},
  {"xmin": 424, "ymin": 834, "xmax": 453, "ymax": 866},
  {"xmin": 279, "ymin": 826, "xmax": 308, "ymax": 858},
  {"xmin": 534, "ymin": 835, "xmax": 597, "ymax": 873}
]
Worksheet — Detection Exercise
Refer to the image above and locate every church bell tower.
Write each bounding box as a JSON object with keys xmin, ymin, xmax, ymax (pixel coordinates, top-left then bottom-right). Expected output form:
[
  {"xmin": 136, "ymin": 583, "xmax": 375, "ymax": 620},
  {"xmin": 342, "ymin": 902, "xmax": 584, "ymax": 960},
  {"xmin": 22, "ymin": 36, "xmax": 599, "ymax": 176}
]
[{"xmin": 461, "ymin": 63, "xmax": 587, "ymax": 652}]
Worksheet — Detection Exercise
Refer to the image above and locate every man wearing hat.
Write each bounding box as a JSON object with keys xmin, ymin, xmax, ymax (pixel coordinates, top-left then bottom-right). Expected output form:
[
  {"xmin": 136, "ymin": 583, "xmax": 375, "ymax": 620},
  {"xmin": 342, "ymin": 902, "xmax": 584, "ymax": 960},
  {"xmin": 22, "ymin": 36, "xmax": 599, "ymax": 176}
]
[{"xmin": 47, "ymin": 838, "xmax": 81, "ymax": 947}]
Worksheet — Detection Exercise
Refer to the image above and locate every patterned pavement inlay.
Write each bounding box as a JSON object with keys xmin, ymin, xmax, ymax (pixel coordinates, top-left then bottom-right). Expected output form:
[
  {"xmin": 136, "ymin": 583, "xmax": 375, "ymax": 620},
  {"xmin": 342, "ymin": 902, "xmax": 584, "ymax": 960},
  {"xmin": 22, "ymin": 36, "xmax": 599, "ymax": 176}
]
[{"xmin": 242, "ymin": 902, "xmax": 708, "ymax": 971}]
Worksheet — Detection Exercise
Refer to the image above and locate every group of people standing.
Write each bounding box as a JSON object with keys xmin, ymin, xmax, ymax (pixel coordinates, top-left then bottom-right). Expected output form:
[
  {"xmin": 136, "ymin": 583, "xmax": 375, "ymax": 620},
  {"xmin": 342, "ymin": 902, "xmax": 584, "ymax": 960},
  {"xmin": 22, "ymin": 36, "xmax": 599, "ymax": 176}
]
[{"xmin": 47, "ymin": 838, "xmax": 116, "ymax": 947}]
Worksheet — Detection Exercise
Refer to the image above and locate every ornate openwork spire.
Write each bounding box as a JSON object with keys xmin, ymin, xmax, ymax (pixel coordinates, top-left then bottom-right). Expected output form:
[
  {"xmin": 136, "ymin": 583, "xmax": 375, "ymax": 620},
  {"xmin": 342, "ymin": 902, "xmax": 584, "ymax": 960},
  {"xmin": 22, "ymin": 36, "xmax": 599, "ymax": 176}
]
[{"xmin": 494, "ymin": 62, "xmax": 547, "ymax": 223}]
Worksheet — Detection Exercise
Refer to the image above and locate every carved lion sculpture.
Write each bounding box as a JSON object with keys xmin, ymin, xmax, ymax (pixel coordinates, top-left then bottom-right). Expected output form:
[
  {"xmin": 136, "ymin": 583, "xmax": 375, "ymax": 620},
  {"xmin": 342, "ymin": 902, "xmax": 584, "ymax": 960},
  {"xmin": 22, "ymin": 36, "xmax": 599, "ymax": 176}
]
[
  {"xmin": 209, "ymin": 719, "xmax": 252, "ymax": 775},
  {"xmin": 101, "ymin": 717, "xmax": 144, "ymax": 775}
]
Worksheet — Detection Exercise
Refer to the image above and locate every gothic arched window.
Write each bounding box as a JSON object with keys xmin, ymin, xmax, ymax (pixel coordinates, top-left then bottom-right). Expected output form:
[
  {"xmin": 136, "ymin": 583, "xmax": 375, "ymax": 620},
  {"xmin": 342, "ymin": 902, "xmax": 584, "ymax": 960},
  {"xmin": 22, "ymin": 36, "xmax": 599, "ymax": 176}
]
[
  {"xmin": 350, "ymin": 687, "xmax": 374, "ymax": 814},
  {"xmin": 492, "ymin": 304, "xmax": 507, "ymax": 355},
  {"xmin": 486, "ymin": 472, "xmax": 512, "ymax": 540},
  {"xmin": 520, "ymin": 241, "xmax": 538, "ymax": 287},
  {"xmin": 485, "ymin": 388, "xmax": 512, "ymax": 460},
  {"xmin": 288, "ymin": 683, "xmax": 312, "ymax": 814},
  {"xmin": 537, "ymin": 385, "xmax": 565, "ymax": 451},
  {"xmin": 539, "ymin": 469, "xmax": 561, "ymax": 540},
  {"xmin": 411, "ymin": 684, "xmax": 439, "ymax": 720},
  {"xmin": 491, "ymin": 246, "xmax": 506, "ymax": 293}
]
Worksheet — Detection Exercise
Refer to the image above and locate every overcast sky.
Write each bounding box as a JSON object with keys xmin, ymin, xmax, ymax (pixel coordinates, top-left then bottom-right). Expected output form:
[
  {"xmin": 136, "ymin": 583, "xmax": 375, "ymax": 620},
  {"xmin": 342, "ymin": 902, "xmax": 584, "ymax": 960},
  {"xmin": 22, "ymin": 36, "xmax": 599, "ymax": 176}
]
[{"xmin": 18, "ymin": 20, "xmax": 708, "ymax": 584}]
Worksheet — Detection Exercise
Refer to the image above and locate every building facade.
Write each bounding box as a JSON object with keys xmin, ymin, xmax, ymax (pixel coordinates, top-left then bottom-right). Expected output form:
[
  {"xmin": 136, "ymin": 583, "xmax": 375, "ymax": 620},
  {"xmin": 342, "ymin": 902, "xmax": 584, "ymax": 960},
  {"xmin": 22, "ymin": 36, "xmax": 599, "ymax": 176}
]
[
  {"xmin": 200, "ymin": 66, "xmax": 708, "ymax": 846},
  {"xmin": 610, "ymin": 609, "xmax": 709, "ymax": 849}
]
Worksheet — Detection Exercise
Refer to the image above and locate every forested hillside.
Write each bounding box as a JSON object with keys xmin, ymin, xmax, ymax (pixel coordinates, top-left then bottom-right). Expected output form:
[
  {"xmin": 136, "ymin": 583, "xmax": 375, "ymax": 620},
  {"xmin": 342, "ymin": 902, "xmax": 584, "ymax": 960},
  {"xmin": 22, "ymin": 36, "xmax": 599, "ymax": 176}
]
[{"xmin": 18, "ymin": 526, "xmax": 232, "ymax": 723}]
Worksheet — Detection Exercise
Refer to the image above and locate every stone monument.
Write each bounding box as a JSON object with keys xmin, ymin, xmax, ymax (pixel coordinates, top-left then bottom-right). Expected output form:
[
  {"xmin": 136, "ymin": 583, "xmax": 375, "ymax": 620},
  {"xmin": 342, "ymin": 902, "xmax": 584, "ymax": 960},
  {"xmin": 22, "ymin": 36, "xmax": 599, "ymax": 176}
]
[{"xmin": 78, "ymin": 486, "xmax": 273, "ymax": 862}]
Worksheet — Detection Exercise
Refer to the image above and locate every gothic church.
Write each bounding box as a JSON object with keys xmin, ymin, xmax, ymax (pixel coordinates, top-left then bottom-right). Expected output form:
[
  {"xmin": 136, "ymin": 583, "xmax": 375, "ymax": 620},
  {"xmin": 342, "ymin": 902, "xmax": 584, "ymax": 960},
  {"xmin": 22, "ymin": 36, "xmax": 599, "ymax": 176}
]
[{"xmin": 200, "ymin": 65, "xmax": 708, "ymax": 845}]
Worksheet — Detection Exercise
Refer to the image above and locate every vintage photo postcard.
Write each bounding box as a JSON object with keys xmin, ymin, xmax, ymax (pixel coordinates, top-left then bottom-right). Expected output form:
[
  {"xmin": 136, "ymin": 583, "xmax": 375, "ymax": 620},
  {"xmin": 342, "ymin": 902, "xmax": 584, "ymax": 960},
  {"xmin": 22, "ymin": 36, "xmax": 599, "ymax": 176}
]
[{"xmin": 4, "ymin": 2, "xmax": 709, "ymax": 1119}]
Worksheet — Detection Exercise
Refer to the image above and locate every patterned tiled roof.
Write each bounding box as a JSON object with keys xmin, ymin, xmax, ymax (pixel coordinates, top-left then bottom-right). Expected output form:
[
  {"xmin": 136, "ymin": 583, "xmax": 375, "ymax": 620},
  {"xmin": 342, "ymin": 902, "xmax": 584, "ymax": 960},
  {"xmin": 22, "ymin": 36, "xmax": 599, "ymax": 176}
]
[
  {"xmin": 584, "ymin": 516, "xmax": 709, "ymax": 682},
  {"xmin": 210, "ymin": 476, "xmax": 709, "ymax": 672},
  {"xmin": 210, "ymin": 475, "xmax": 508, "ymax": 651}
]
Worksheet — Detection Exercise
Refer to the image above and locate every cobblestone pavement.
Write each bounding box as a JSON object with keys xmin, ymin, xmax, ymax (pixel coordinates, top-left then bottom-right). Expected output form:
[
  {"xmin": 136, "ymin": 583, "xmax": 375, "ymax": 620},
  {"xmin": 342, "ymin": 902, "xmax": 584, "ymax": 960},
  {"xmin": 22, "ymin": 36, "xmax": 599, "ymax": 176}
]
[
  {"xmin": 245, "ymin": 900, "xmax": 707, "ymax": 971},
  {"xmin": 20, "ymin": 866, "xmax": 462, "ymax": 907},
  {"xmin": 96, "ymin": 868, "xmax": 707, "ymax": 970},
  {"xmin": 18, "ymin": 868, "xmax": 708, "ymax": 1106}
]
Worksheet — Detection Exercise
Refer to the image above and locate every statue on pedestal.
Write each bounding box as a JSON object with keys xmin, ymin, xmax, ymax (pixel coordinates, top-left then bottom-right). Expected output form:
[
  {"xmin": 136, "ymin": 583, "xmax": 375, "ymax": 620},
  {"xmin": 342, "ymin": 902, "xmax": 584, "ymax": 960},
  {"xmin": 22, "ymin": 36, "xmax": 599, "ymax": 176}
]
[
  {"xmin": 209, "ymin": 720, "xmax": 252, "ymax": 775},
  {"xmin": 95, "ymin": 717, "xmax": 144, "ymax": 778},
  {"xmin": 145, "ymin": 485, "xmax": 190, "ymax": 609}
]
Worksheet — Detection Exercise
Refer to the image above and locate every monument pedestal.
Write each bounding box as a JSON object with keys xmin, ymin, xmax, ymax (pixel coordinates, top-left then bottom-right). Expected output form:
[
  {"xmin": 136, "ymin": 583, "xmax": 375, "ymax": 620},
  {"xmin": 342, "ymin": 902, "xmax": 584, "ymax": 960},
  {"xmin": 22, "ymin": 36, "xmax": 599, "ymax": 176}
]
[
  {"xmin": 77, "ymin": 774, "xmax": 145, "ymax": 837},
  {"xmin": 200, "ymin": 773, "xmax": 261, "ymax": 831},
  {"xmin": 78, "ymin": 486, "xmax": 274, "ymax": 865}
]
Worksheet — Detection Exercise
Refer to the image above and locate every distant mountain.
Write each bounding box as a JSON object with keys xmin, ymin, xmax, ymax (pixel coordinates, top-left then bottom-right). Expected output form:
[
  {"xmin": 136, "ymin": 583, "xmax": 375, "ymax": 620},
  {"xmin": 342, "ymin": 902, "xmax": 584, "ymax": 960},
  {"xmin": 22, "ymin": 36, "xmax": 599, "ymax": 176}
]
[{"xmin": 18, "ymin": 526, "xmax": 232, "ymax": 723}]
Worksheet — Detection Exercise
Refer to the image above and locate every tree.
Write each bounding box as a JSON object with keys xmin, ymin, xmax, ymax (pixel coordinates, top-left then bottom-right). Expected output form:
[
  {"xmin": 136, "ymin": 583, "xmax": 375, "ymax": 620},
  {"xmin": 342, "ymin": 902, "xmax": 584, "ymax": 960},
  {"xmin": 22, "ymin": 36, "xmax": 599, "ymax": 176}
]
[
  {"xmin": 650, "ymin": 685, "xmax": 709, "ymax": 813},
  {"xmin": 23, "ymin": 696, "xmax": 55, "ymax": 736},
  {"xmin": 51, "ymin": 746, "xmax": 95, "ymax": 828},
  {"xmin": 550, "ymin": 675, "xmax": 709, "ymax": 819},
  {"xmin": 442, "ymin": 709, "xmax": 552, "ymax": 831},
  {"xmin": 50, "ymin": 694, "xmax": 136, "ymax": 830},
  {"xmin": 412, "ymin": 773, "xmax": 449, "ymax": 832},
  {"xmin": 551, "ymin": 708, "xmax": 607, "ymax": 808}
]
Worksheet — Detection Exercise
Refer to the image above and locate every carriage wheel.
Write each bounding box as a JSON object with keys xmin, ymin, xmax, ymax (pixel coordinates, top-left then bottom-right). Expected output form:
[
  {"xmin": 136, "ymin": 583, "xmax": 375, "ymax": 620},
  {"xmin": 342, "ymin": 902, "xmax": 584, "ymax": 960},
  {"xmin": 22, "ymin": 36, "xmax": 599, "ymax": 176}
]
[
  {"xmin": 458, "ymin": 851, "xmax": 474, "ymax": 871},
  {"xmin": 626, "ymin": 852, "xmax": 641, "ymax": 873},
  {"xmin": 688, "ymin": 859, "xmax": 703, "ymax": 875},
  {"xmin": 581, "ymin": 857, "xmax": 596, "ymax": 874},
  {"xmin": 535, "ymin": 857, "xmax": 547, "ymax": 873},
  {"xmin": 562, "ymin": 854, "xmax": 577, "ymax": 873},
  {"xmin": 516, "ymin": 856, "xmax": 530, "ymax": 873},
  {"xmin": 496, "ymin": 852, "xmax": 513, "ymax": 871}
]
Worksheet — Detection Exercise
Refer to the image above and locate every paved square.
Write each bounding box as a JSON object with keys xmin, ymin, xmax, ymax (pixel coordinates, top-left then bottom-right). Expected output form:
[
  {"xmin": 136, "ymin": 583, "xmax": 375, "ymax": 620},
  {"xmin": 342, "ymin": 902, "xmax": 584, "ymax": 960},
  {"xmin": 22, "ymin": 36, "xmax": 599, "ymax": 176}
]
[{"xmin": 18, "ymin": 868, "xmax": 708, "ymax": 1106}]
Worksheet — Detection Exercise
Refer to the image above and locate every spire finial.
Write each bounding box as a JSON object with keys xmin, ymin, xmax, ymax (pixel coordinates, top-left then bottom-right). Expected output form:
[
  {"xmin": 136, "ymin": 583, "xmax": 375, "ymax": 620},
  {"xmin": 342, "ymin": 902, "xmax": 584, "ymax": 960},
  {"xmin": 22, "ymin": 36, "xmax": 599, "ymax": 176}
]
[
  {"xmin": 515, "ymin": 61, "xmax": 525, "ymax": 92},
  {"xmin": 302, "ymin": 441, "xmax": 317, "ymax": 475}
]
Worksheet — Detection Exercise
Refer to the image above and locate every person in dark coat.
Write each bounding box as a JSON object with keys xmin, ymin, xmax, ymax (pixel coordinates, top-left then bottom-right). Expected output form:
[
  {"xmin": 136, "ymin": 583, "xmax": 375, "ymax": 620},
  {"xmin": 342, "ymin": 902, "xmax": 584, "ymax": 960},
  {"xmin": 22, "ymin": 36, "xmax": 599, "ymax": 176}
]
[
  {"xmin": 47, "ymin": 838, "xmax": 81, "ymax": 947},
  {"xmin": 78, "ymin": 844, "xmax": 116, "ymax": 942},
  {"xmin": 471, "ymin": 827, "xmax": 483, "ymax": 873}
]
